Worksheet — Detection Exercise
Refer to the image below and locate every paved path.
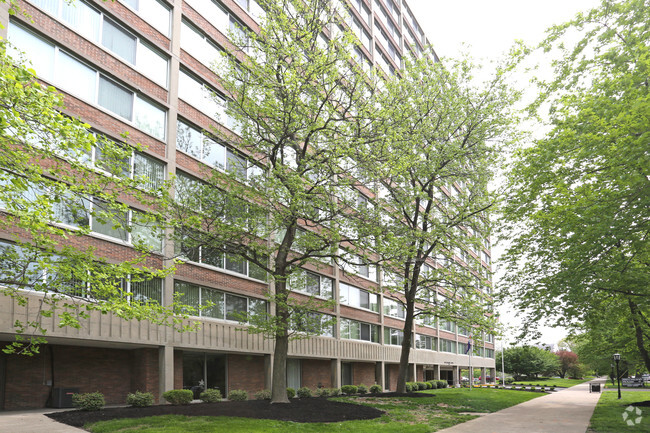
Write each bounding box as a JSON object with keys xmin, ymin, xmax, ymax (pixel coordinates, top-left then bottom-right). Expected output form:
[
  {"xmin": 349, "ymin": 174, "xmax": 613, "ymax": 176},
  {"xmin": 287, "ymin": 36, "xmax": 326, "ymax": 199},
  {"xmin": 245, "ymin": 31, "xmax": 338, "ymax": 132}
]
[
  {"xmin": 0, "ymin": 408, "xmax": 84, "ymax": 433},
  {"xmin": 436, "ymin": 378, "xmax": 607, "ymax": 433}
]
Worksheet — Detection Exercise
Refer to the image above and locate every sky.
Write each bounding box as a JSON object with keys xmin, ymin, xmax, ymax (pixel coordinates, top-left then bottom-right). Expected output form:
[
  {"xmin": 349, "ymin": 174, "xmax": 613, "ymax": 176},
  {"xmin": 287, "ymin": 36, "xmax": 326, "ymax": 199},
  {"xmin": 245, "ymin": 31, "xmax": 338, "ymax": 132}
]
[{"xmin": 407, "ymin": 0, "xmax": 603, "ymax": 349}]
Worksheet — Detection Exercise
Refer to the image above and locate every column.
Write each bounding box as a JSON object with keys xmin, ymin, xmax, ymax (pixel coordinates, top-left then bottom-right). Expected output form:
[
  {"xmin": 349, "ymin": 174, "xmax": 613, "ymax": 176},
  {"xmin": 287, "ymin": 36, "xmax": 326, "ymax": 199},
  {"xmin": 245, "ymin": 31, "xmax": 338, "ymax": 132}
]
[
  {"xmin": 434, "ymin": 364, "xmax": 440, "ymax": 380},
  {"xmin": 411, "ymin": 363, "xmax": 417, "ymax": 382},
  {"xmin": 264, "ymin": 354, "xmax": 273, "ymax": 390},
  {"xmin": 490, "ymin": 367, "xmax": 496, "ymax": 384},
  {"xmin": 159, "ymin": 345, "xmax": 175, "ymax": 403},
  {"xmin": 452, "ymin": 365, "xmax": 459, "ymax": 387},
  {"xmin": 377, "ymin": 361, "xmax": 386, "ymax": 389},
  {"xmin": 480, "ymin": 367, "xmax": 487, "ymax": 384},
  {"xmin": 331, "ymin": 358, "xmax": 341, "ymax": 389}
]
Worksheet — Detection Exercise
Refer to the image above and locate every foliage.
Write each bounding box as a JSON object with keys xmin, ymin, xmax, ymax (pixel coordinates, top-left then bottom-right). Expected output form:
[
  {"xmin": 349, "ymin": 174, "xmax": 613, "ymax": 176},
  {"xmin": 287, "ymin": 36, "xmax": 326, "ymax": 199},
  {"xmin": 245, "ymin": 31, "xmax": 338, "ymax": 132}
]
[
  {"xmin": 162, "ymin": 390, "xmax": 193, "ymax": 405},
  {"xmin": 85, "ymin": 389, "xmax": 543, "ymax": 433},
  {"xmin": 356, "ymin": 384, "xmax": 368, "ymax": 395},
  {"xmin": 416, "ymin": 382, "xmax": 427, "ymax": 391},
  {"xmin": 341, "ymin": 385, "xmax": 358, "ymax": 395},
  {"xmin": 496, "ymin": 346, "xmax": 560, "ymax": 380},
  {"xmin": 200, "ymin": 389, "xmax": 222, "ymax": 403},
  {"xmin": 286, "ymin": 388, "xmax": 296, "ymax": 399},
  {"xmin": 314, "ymin": 387, "xmax": 330, "ymax": 397},
  {"xmin": 405, "ymin": 383, "xmax": 413, "ymax": 393},
  {"xmin": 500, "ymin": 0, "xmax": 650, "ymax": 372},
  {"xmin": 126, "ymin": 391, "xmax": 154, "ymax": 407},
  {"xmin": 228, "ymin": 390, "xmax": 248, "ymax": 401},
  {"xmin": 254, "ymin": 389, "xmax": 271, "ymax": 400},
  {"xmin": 328, "ymin": 388, "xmax": 341, "ymax": 397},
  {"xmin": 72, "ymin": 392, "xmax": 105, "ymax": 411},
  {"xmin": 297, "ymin": 387, "xmax": 312, "ymax": 398},
  {"xmin": 437, "ymin": 380, "xmax": 448, "ymax": 389},
  {"xmin": 369, "ymin": 384, "xmax": 382, "ymax": 394},
  {"xmin": 555, "ymin": 350, "xmax": 579, "ymax": 379}
]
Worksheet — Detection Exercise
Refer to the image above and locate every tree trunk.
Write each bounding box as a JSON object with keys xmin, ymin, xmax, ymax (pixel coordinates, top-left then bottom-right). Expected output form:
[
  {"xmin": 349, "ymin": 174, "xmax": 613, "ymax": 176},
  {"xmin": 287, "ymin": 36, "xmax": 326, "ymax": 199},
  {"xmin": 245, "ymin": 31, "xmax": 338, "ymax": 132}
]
[
  {"xmin": 270, "ymin": 329, "xmax": 289, "ymax": 403},
  {"xmin": 396, "ymin": 300, "xmax": 415, "ymax": 393},
  {"xmin": 628, "ymin": 299, "xmax": 650, "ymax": 373}
]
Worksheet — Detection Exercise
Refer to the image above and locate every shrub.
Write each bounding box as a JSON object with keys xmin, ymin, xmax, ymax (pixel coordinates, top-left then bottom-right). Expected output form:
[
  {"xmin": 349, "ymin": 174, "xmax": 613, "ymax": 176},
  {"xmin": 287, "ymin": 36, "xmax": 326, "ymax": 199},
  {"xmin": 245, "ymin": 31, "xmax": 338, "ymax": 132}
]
[
  {"xmin": 341, "ymin": 385, "xmax": 358, "ymax": 395},
  {"xmin": 163, "ymin": 389, "xmax": 193, "ymax": 405},
  {"xmin": 329, "ymin": 388, "xmax": 341, "ymax": 396},
  {"xmin": 254, "ymin": 389, "xmax": 271, "ymax": 400},
  {"xmin": 286, "ymin": 387, "xmax": 296, "ymax": 398},
  {"xmin": 505, "ymin": 377, "xmax": 514, "ymax": 384},
  {"xmin": 369, "ymin": 384, "xmax": 382, "ymax": 394},
  {"xmin": 428, "ymin": 381, "xmax": 438, "ymax": 389},
  {"xmin": 200, "ymin": 389, "xmax": 222, "ymax": 403},
  {"xmin": 228, "ymin": 390, "xmax": 248, "ymax": 401},
  {"xmin": 72, "ymin": 392, "xmax": 105, "ymax": 411},
  {"xmin": 357, "ymin": 384, "xmax": 368, "ymax": 394},
  {"xmin": 416, "ymin": 382, "xmax": 427, "ymax": 390},
  {"xmin": 297, "ymin": 387, "xmax": 312, "ymax": 398},
  {"xmin": 315, "ymin": 387, "xmax": 330, "ymax": 397},
  {"xmin": 425, "ymin": 382, "xmax": 433, "ymax": 389},
  {"xmin": 436, "ymin": 380, "xmax": 447, "ymax": 389},
  {"xmin": 405, "ymin": 383, "xmax": 413, "ymax": 392},
  {"xmin": 126, "ymin": 391, "xmax": 154, "ymax": 407}
]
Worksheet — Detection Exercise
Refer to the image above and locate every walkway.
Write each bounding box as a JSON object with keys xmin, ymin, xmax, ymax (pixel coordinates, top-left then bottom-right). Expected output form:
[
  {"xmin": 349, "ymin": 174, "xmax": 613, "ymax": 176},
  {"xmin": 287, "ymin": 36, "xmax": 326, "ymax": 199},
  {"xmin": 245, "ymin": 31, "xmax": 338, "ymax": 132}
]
[
  {"xmin": 437, "ymin": 378, "xmax": 606, "ymax": 433},
  {"xmin": 0, "ymin": 408, "xmax": 83, "ymax": 433}
]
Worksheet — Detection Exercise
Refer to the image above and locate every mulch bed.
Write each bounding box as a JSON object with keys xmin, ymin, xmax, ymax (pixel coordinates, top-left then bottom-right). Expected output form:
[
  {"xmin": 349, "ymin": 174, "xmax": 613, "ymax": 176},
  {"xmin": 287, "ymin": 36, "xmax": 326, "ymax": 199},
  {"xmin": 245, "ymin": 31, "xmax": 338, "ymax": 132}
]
[
  {"xmin": 46, "ymin": 397, "xmax": 389, "ymax": 427},
  {"xmin": 631, "ymin": 400, "xmax": 650, "ymax": 407}
]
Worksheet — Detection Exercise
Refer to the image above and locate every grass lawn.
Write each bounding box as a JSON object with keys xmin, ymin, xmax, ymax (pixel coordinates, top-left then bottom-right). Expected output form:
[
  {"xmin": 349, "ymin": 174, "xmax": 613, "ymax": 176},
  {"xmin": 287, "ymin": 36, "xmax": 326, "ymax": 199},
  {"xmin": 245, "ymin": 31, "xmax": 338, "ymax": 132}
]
[
  {"xmin": 86, "ymin": 388, "xmax": 542, "ymax": 433},
  {"xmin": 589, "ymin": 391, "xmax": 650, "ymax": 432},
  {"xmin": 512, "ymin": 377, "xmax": 591, "ymax": 388}
]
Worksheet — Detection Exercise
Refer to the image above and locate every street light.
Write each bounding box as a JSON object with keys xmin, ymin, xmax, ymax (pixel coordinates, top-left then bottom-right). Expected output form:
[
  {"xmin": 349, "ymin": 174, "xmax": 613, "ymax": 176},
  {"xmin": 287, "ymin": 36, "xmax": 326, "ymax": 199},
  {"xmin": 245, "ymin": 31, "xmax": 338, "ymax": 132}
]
[
  {"xmin": 610, "ymin": 364, "xmax": 615, "ymax": 386},
  {"xmin": 613, "ymin": 353, "xmax": 621, "ymax": 400}
]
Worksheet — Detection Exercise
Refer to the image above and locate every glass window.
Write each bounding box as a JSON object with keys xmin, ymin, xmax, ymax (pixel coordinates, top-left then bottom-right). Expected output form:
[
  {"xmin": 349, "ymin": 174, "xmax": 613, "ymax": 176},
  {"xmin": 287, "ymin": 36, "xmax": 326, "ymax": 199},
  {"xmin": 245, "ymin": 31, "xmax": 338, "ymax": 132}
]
[
  {"xmin": 226, "ymin": 149, "xmax": 247, "ymax": 180},
  {"xmin": 203, "ymin": 136, "xmax": 226, "ymax": 169},
  {"xmin": 225, "ymin": 293, "xmax": 248, "ymax": 320},
  {"xmin": 98, "ymin": 76, "xmax": 134, "ymax": 120},
  {"xmin": 136, "ymin": 41, "xmax": 168, "ymax": 87},
  {"xmin": 7, "ymin": 23, "xmax": 56, "ymax": 82},
  {"xmin": 133, "ymin": 152, "xmax": 164, "ymax": 190},
  {"xmin": 175, "ymin": 281, "xmax": 200, "ymax": 313},
  {"xmin": 102, "ymin": 18, "xmax": 136, "ymax": 64},
  {"xmin": 131, "ymin": 210, "xmax": 162, "ymax": 252},
  {"xmin": 202, "ymin": 287, "xmax": 224, "ymax": 318},
  {"xmin": 134, "ymin": 96, "xmax": 166, "ymax": 140},
  {"xmin": 176, "ymin": 121, "xmax": 203, "ymax": 160},
  {"xmin": 61, "ymin": 0, "xmax": 101, "ymax": 42},
  {"xmin": 123, "ymin": 0, "xmax": 171, "ymax": 36},
  {"xmin": 91, "ymin": 200, "xmax": 128, "ymax": 241},
  {"xmin": 53, "ymin": 193, "xmax": 90, "ymax": 227},
  {"xmin": 225, "ymin": 253, "xmax": 246, "ymax": 274},
  {"xmin": 131, "ymin": 277, "xmax": 162, "ymax": 304}
]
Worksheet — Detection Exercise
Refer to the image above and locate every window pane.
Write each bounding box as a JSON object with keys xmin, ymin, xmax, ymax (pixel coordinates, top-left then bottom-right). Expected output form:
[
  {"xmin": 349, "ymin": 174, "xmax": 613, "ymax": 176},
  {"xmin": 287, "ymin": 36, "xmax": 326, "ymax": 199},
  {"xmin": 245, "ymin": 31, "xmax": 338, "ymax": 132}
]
[
  {"xmin": 55, "ymin": 51, "xmax": 97, "ymax": 101},
  {"xmin": 225, "ymin": 293, "xmax": 247, "ymax": 321},
  {"xmin": 321, "ymin": 277, "xmax": 332, "ymax": 299},
  {"xmin": 175, "ymin": 281, "xmax": 199, "ymax": 314},
  {"xmin": 201, "ymin": 287, "xmax": 224, "ymax": 318},
  {"xmin": 203, "ymin": 136, "xmax": 226, "ymax": 169},
  {"xmin": 30, "ymin": 0, "xmax": 59, "ymax": 15},
  {"xmin": 176, "ymin": 121, "xmax": 203, "ymax": 159},
  {"xmin": 201, "ymin": 245, "xmax": 223, "ymax": 268},
  {"xmin": 248, "ymin": 260, "xmax": 267, "ymax": 281},
  {"xmin": 7, "ymin": 23, "xmax": 56, "ymax": 82},
  {"xmin": 134, "ymin": 96, "xmax": 166, "ymax": 140},
  {"xmin": 98, "ymin": 76, "xmax": 133, "ymax": 120},
  {"xmin": 249, "ymin": 298, "xmax": 266, "ymax": 320},
  {"xmin": 91, "ymin": 201, "xmax": 128, "ymax": 241},
  {"xmin": 225, "ymin": 253, "xmax": 246, "ymax": 274},
  {"xmin": 94, "ymin": 141, "xmax": 131, "ymax": 177},
  {"xmin": 139, "ymin": 0, "xmax": 170, "ymax": 36},
  {"xmin": 61, "ymin": 0, "xmax": 100, "ymax": 42},
  {"xmin": 131, "ymin": 277, "xmax": 162, "ymax": 304},
  {"xmin": 226, "ymin": 149, "xmax": 247, "ymax": 179},
  {"xmin": 133, "ymin": 153, "xmax": 164, "ymax": 190},
  {"xmin": 305, "ymin": 272, "xmax": 320, "ymax": 296},
  {"xmin": 53, "ymin": 193, "xmax": 90, "ymax": 227},
  {"xmin": 350, "ymin": 320, "xmax": 360, "ymax": 340},
  {"xmin": 360, "ymin": 323, "xmax": 369, "ymax": 341},
  {"xmin": 131, "ymin": 211, "xmax": 162, "ymax": 252},
  {"xmin": 136, "ymin": 41, "xmax": 168, "ymax": 87},
  {"xmin": 360, "ymin": 290, "xmax": 369, "ymax": 309},
  {"xmin": 102, "ymin": 18, "xmax": 136, "ymax": 64}
]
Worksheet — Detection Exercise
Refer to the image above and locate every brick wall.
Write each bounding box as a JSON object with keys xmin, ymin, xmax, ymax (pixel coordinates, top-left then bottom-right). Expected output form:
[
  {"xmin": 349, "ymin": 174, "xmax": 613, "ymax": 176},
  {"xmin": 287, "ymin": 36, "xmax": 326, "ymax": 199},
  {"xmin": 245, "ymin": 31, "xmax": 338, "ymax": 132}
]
[
  {"xmin": 352, "ymin": 362, "xmax": 375, "ymax": 387},
  {"xmin": 174, "ymin": 350, "xmax": 184, "ymax": 390},
  {"xmin": 227, "ymin": 354, "xmax": 265, "ymax": 398},
  {"xmin": 301, "ymin": 359, "xmax": 331, "ymax": 389},
  {"xmin": 131, "ymin": 348, "xmax": 160, "ymax": 402}
]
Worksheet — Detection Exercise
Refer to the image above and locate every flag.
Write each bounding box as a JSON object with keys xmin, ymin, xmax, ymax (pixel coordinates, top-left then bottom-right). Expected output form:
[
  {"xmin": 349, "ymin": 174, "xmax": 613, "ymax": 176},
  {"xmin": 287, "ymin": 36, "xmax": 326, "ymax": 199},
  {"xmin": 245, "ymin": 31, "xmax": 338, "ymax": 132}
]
[{"xmin": 465, "ymin": 336, "xmax": 472, "ymax": 354}]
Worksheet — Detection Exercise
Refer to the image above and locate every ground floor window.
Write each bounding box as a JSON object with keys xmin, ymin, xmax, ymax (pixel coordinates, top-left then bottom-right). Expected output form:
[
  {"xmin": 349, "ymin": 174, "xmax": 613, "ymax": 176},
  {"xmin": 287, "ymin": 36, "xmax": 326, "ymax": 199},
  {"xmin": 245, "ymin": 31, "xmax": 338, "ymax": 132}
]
[{"xmin": 182, "ymin": 352, "xmax": 226, "ymax": 398}]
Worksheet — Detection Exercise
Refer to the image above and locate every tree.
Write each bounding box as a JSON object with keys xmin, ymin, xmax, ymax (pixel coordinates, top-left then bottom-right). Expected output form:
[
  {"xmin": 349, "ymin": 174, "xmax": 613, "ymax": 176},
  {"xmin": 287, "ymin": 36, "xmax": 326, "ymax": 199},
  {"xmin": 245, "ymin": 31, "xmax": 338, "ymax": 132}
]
[
  {"xmin": 555, "ymin": 350, "xmax": 578, "ymax": 378},
  {"xmin": 500, "ymin": 0, "xmax": 650, "ymax": 371},
  {"xmin": 497, "ymin": 346, "xmax": 560, "ymax": 380},
  {"xmin": 364, "ymin": 51, "xmax": 522, "ymax": 393},
  {"xmin": 162, "ymin": 0, "xmax": 375, "ymax": 403},
  {"xmin": 0, "ymin": 3, "xmax": 188, "ymax": 355}
]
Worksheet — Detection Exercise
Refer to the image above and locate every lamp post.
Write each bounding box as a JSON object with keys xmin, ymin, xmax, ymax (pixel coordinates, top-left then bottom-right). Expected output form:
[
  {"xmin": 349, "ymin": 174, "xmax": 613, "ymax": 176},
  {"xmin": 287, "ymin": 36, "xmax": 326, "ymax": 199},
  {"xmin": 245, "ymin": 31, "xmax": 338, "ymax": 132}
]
[
  {"xmin": 610, "ymin": 364, "xmax": 615, "ymax": 386},
  {"xmin": 613, "ymin": 353, "xmax": 621, "ymax": 400}
]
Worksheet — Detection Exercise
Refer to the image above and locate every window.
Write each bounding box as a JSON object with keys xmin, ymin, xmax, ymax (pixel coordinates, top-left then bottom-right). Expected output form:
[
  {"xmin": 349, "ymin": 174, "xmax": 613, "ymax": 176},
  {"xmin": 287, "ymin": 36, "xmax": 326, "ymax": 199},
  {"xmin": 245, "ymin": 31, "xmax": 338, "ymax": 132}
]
[
  {"xmin": 485, "ymin": 348, "xmax": 495, "ymax": 358},
  {"xmin": 180, "ymin": 20, "xmax": 227, "ymax": 76},
  {"xmin": 383, "ymin": 327, "xmax": 404, "ymax": 346},
  {"xmin": 179, "ymin": 70, "xmax": 227, "ymax": 122},
  {"xmin": 415, "ymin": 334, "xmax": 435, "ymax": 350},
  {"xmin": 293, "ymin": 312, "xmax": 334, "ymax": 337},
  {"xmin": 350, "ymin": 0, "xmax": 371, "ymax": 25},
  {"xmin": 339, "ymin": 282, "xmax": 378, "ymax": 312},
  {"xmin": 340, "ymin": 318, "xmax": 378, "ymax": 342},
  {"xmin": 174, "ymin": 281, "xmax": 266, "ymax": 322},
  {"xmin": 30, "ymin": 0, "xmax": 169, "ymax": 86},
  {"xmin": 440, "ymin": 338, "xmax": 457, "ymax": 353},
  {"xmin": 440, "ymin": 319, "xmax": 456, "ymax": 333},
  {"xmin": 288, "ymin": 269, "xmax": 333, "ymax": 299},
  {"xmin": 8, "ymin": 23, "xmax": 167, "ymax": 140},
  {"xmin": 120, "ymin": 0, "xmax": 171, "ymax": 36},
  {"xmin": 343, "ymin": 252, "xmax": 376, "ymax": 280},
  {"xmin": 383, "ymin": 298, "xmax": 405, "ymax": 319}
]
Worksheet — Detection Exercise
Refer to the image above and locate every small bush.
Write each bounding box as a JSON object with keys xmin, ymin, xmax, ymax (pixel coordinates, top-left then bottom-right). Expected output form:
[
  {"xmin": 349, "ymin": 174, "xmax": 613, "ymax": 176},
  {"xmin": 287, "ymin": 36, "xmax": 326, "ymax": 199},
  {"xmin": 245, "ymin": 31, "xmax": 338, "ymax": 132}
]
[
  {"xmin": 416, "ymin": 382, "xmax": 427, "ymax": 390},
  {"xmin": 228, "ymin": 390, "xmax": 248, "ymax": 401},
  {"xmin": 329, "ymin": 388, "xmax": 341, "ymax": 396},
  {"xmin": 200, "ymin": 389, "xmax": 222, "ymax": 403},
  {"xmin": 357, "ymin": 384, "xmax": 368, "ymax": 394},
  {"xmin": 126, "ymin": 391, "xmax": 154, "ymax": 407},
  {"xmin": 315, "ymin": 387, "xmax": 330, "ymax": 397},
  {"xmin": 72, "ymin": 392, "xmax": 105, "ymax": 411},
  {"xmin": 405, "ymin": 383, "xmax": 413, "ymax": 392},
  {"xmin": 163, "ymin": 389, "xmax": 193, "ymax": 405},
  {"xmin": 425, "ymin": 382, "xmax": 433, "ymax": 389},
  {"xmin": 286, "ymin": 387, "xmax": 296, "ymax": 398},
  {"xmin": 254, "ymin": 389, "xmax": 271, "ymax": 400},
  {"xmin": 505, "ymin": 377, "xmax": 514, "ymax": 384},
  {"xmin": 436, "ymin": 380, "xmax": 447, "ymax": 389},
  {"xmin": 428, "ymin": 381, "xmax": 438, "ymax": 389},
  {"xmin": 297, "ymin": 387, "xmax": 312, "ymax": 398},
  {"xmin": 341, "ymin": 385, "xmax": 358, "ymax": 395},
  {"xmin": 369, "ymin": 384, "xmax": 382, "ymax": 394}
]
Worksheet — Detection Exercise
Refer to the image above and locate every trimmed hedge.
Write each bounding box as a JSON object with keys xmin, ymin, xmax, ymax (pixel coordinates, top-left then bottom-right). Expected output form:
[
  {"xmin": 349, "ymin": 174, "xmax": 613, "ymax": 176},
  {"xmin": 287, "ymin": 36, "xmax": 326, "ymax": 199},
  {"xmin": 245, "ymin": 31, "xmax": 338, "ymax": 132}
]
[
  {"xmin": 357, "ymin": 384, "xmax": 368, "ymax": 394},
  {"xmin": 163, "ymin": 389, "xmax": 193, "ymax": 405},
  {"xmin": 329, "ymin": 388, "xmax": 341, "ymax": 396},
  {"xmin": 341, "ymin": 385, "xmax": 358, "ymax": 395},
  {"xmin": 286, "ymin": 388, "xmax": 296, "ymax": 398},
  {"xmin": 315, "ymin": 387, "xmax": 330, "ymax": 397},
  {"xmin": 72, "ymin": 392, "xmax": 105, "ymax": 411},
  {"xmin": 369, "ymin": 384, "xmax": 382, "ymax": 394},
  {"xmin": 126, "ymin": 391, "xmax": 154, "ymax": 407},
  {"xmin": 254, "ymin": 389, "xmax": 271, "ymax": 400},
  {"xmin": 200, "ymin": 389, "xmax": 222, "ymax": 403},
  {"xmin": 297, "ymin": 387, "xmax": 312, "ymax": 398},
  {"xmin": 228, "ymin": 390, "xmax": 248, "ymax": 401}
]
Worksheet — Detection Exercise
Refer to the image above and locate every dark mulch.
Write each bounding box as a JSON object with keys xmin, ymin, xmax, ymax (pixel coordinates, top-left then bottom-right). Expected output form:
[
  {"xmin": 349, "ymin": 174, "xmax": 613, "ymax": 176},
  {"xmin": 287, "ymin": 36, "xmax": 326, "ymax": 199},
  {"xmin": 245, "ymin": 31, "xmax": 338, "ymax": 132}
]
[
  {"xmin": 46, "ymin": 397, "xmax": 386, "ymax": 427},
  {"xmin": 370, "ymin": 392, "xmax": 436, "ymax": 398},
  {"xmin": 631, "ymin": 400, "xmax": 650, "ymax": 407}
]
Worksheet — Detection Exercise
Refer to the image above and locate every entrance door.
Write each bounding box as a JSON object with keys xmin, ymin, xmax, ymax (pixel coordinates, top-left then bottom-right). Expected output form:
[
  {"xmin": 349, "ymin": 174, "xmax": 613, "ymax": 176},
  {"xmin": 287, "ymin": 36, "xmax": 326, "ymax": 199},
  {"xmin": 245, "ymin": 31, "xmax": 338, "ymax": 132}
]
[
  {"xmin": 384, "ymin": 366, "xmax": 390, "ymax": 390},
  {"xmin": 286, "ymin": 359, "xmax": 301, "ymax": 390},
  {"xmin": 341, "ymin": 362, "xmax": 353, "ymax": 386},
  {"xmin": 183, "ymin": 352, "xmax": 226, "ymax": 397}
]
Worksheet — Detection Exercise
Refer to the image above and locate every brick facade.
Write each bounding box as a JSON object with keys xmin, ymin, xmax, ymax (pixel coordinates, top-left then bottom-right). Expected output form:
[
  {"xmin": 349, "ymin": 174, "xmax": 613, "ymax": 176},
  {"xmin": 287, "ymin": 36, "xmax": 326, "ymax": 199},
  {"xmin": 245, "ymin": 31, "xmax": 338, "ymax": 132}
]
[
  {"xmin": 352, "ymin": 362, "xmax": 376, "ymax": 387},
  {"xmin": 227, "ymin": 354, "xmax": 265, "ymax": 397},
  {"xmin": 301, "ymin": 359, "xmax": 332, "ymax": 389}
]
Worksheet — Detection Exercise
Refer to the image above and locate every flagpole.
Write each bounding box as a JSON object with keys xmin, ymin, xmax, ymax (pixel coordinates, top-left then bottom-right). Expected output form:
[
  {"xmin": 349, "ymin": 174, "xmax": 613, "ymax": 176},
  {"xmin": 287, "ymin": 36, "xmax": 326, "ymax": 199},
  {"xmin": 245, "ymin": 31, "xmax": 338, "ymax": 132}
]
[{"xmin": 468, "ymin": 335, "xmax": 472, "ymax": 392}]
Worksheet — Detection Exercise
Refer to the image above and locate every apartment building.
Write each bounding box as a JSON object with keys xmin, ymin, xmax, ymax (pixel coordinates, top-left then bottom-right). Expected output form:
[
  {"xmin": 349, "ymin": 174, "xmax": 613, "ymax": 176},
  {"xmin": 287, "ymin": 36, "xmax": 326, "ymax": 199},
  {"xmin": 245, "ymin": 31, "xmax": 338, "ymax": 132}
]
[{"xmin": 0, "ymin": 0, "xmax": 496, "ymax": 410}]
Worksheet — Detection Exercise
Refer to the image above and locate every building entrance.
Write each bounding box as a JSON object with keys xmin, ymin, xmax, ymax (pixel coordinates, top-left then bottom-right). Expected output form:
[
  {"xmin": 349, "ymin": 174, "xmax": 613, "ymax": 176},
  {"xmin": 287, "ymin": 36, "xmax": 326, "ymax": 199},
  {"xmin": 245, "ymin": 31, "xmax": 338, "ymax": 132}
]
[{"xmin": 182, "ymin": 352, "xmax": 226, "ymax": 397}]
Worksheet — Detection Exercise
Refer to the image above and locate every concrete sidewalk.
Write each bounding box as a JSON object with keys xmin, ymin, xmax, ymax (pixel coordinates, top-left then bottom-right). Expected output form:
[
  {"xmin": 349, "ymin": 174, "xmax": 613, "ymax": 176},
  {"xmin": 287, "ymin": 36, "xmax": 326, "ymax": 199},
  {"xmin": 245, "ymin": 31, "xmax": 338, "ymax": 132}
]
[
  {"xmin": 437, "ymin": 378, "xmax": 606, "ymax": 433},
  {"xmin": 0, "ymin": 408, "xmax": 84, "ymax": 433}
]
